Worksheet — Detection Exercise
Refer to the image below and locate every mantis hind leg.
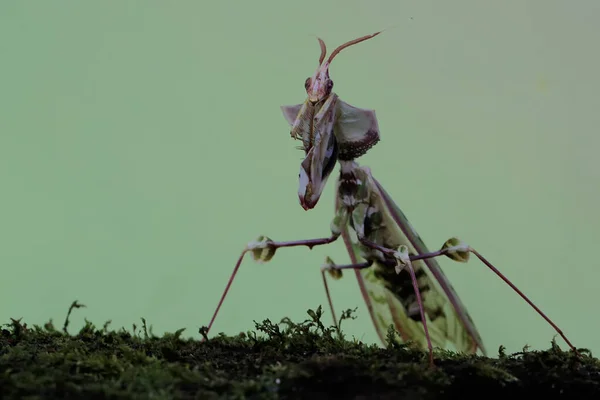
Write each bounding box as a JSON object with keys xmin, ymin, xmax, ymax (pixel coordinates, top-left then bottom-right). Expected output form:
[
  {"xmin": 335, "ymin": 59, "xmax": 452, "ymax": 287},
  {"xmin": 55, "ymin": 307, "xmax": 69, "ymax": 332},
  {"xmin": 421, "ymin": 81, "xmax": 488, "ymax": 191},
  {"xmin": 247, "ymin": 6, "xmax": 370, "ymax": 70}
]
[
  {"xmin": 320, "ymin": 258, "xmax": 373, "ymax": 335},
  {"xmin": 408, "ymin": 237, "xmax": 578, "ymax": 354}
]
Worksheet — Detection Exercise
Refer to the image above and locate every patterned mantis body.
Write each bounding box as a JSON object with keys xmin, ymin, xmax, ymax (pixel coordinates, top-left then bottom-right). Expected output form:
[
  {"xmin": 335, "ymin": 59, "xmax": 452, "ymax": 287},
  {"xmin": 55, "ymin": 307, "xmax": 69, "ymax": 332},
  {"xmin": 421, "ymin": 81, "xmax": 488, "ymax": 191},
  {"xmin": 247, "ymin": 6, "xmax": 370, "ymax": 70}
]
[{"xmin": 204, "ymin": 32, "xmax": 578, "ymax": 366}]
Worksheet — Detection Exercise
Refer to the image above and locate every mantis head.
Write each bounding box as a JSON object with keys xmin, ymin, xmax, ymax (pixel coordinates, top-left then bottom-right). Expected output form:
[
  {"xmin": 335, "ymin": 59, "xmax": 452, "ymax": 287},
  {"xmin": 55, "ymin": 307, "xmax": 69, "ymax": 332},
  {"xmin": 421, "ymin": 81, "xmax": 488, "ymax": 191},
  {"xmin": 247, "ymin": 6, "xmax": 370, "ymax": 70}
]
[
  {"xmin": 297, "ymin": 32, "xmax": 382, "ymax": 210},
  {"xmin": 304, "ymin": 32, "xmax": 382, "ymax": 105}
]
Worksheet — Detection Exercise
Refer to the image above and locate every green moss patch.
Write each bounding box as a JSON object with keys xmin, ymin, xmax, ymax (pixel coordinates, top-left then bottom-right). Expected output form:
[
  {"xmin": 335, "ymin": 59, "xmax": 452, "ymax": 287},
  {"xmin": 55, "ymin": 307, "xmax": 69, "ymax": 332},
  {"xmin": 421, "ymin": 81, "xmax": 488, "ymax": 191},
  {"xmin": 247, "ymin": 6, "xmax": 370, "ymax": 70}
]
[{"xmin": 1, "ymin": 302, "xmax": 598, "ymax": 399}]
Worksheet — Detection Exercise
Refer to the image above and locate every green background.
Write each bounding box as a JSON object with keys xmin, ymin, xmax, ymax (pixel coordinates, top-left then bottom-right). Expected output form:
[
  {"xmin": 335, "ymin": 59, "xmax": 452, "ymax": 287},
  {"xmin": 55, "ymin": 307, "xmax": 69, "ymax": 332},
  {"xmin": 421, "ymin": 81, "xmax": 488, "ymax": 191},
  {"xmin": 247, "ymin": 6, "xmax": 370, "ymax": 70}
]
[{"xmin": 1, "ymin": 1, "xmax": 598, "ymax": 356}]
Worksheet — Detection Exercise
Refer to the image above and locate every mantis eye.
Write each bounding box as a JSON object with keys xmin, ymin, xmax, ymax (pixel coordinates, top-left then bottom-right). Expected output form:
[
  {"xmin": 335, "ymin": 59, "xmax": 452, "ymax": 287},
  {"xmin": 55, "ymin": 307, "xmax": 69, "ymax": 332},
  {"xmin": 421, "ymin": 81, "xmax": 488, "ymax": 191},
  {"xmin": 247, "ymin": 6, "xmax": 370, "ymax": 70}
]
[
  {"xmin": 325, "ymin": 80, "xmax": 334, "ymax": 94},
  {"xmin": 304, "ymin": 77, "xmax": 311, "ymax": 90}
]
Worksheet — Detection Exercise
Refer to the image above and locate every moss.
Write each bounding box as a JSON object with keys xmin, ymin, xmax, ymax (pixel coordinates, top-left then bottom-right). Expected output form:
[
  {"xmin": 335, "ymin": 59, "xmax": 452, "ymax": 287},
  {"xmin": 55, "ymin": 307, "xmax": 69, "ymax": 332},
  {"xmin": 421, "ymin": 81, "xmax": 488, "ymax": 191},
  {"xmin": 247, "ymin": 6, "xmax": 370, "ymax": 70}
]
[{"xmin": 1, "ymin": 302, "xmax": 599, "ymax": 399}]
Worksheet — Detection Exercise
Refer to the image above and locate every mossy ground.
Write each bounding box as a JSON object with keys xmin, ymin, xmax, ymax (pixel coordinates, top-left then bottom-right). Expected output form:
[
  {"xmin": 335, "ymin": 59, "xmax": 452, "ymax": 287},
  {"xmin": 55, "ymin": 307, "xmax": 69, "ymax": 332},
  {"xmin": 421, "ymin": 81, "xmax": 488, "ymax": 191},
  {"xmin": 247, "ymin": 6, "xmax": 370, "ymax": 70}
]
[{"xmin": 1, "ymin": 301, "xmax": 598, "ymax": 399}]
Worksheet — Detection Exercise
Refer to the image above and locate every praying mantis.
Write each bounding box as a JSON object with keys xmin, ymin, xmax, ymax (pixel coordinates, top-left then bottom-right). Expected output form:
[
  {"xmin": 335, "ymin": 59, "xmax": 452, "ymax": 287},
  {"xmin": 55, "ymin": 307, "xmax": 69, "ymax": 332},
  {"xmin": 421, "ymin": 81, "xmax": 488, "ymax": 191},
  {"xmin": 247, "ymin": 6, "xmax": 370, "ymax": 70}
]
[{"xmin": 204, "ymin": 31, "xmax": 578, "ymax": 366}]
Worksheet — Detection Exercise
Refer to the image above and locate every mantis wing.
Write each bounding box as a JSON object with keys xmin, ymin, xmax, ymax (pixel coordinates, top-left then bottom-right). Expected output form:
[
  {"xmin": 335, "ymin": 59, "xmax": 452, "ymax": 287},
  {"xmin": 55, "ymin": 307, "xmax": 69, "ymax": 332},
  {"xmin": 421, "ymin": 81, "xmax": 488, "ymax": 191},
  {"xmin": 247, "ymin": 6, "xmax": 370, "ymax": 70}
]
[{"xmin": 339, "ymin": 170, "xmax": 486, "ymax": 355}]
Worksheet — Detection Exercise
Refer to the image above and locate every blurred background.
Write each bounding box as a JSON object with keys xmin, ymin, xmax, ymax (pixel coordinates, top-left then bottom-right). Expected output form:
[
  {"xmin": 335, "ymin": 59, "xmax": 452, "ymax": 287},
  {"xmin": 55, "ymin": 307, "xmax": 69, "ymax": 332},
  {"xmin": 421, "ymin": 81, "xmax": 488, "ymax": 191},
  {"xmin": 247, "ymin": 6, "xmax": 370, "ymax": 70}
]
[{"xmin": 1, "ymin": 1, "xmax": 598, "ymax": 356}]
